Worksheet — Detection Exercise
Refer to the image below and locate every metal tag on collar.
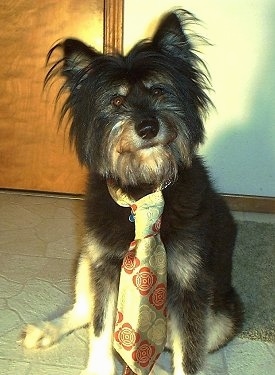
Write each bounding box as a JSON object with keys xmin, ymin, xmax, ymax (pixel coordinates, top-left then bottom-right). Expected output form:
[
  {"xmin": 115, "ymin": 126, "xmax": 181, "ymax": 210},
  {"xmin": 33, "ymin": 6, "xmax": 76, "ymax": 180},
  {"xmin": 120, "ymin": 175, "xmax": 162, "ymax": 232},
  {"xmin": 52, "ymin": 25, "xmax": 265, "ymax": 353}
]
[{"xmin": 129, "ymin": 209, "xmax": 135, "ymax": 222}]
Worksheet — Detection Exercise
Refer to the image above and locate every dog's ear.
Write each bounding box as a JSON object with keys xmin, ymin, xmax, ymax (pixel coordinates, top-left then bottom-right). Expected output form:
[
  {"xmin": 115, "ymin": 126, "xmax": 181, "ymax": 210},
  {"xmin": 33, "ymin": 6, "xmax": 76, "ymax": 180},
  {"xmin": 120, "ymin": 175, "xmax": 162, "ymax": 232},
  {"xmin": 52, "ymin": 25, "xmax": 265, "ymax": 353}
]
[
  {"xmin": 61, "ymin": 38, "xmax": 101, "ymax": 79},
  {"xmin": 46, "ymin": 38, "xmax": 101, "ymax": 85},
  {"xmin": 152, "ymin": 10, "xmax": 194, "ymax": 60}
]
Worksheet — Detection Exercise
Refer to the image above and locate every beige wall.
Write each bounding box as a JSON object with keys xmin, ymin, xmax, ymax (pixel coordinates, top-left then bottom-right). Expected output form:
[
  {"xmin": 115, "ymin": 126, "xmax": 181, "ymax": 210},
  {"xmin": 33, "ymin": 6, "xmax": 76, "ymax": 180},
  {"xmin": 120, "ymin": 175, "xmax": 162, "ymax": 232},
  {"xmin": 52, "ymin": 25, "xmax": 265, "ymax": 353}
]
[{"xmin": 124, "ymin": 0, "xmax": 275, "ymax": 197}]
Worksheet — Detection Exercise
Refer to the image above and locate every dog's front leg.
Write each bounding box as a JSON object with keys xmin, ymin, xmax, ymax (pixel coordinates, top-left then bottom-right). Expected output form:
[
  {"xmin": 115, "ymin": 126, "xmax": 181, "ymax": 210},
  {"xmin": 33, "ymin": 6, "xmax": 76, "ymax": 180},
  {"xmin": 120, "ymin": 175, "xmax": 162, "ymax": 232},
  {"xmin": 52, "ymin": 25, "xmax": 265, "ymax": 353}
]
[
  {"xmin": 21, "ymin": 252, "xmax": 93, "ymax": 349},
  {"xmin": 169, "ymin": 288, "xmax": 208, "ymax": 375},
  {"xmin": 81, "ymin": 266, "xmax": 118, "ymax": 375}
]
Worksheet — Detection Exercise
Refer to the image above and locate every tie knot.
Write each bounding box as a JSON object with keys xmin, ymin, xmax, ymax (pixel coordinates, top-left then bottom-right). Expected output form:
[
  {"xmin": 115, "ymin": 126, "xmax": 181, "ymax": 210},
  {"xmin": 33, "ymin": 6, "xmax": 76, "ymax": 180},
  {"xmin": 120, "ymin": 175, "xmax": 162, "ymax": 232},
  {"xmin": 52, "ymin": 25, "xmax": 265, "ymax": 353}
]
[
  {"xmin": 107, "ymin": 180, "xmax": 165, "ymax": 240},
  {"xmin": 131, "ymin": 191, "xmax": 164, "ymax": 239}
]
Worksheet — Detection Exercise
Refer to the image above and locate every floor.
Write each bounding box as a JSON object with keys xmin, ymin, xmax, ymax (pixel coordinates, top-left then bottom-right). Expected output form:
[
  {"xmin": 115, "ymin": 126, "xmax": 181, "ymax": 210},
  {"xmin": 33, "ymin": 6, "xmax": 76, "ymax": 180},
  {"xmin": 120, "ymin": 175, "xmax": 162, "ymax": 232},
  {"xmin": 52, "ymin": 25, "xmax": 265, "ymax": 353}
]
[{"xmin": 0, "ymin": 190, "xmax": 274, "ymax": 375}]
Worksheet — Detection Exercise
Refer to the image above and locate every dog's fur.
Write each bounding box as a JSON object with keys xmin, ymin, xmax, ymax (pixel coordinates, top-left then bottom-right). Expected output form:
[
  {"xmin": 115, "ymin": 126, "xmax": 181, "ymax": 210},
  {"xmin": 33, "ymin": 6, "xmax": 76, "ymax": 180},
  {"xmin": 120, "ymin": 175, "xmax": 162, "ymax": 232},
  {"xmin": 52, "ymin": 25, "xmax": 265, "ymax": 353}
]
[{"xmin": 21, "ymin": 9, "xmax": 243, "ymax": 375}]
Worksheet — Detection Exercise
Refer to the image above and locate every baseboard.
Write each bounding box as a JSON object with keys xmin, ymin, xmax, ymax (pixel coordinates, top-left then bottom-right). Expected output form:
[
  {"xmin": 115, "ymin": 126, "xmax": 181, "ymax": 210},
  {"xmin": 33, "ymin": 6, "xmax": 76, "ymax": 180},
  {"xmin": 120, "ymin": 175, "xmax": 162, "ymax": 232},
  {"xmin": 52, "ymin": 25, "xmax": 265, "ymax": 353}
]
[
  {"xmin": 2, "ymin": 188, "xmax": 274, "ymax": 214},
  {"xmin": 223, "ymin": 194, "xmax": 275, "ymax": 213}
]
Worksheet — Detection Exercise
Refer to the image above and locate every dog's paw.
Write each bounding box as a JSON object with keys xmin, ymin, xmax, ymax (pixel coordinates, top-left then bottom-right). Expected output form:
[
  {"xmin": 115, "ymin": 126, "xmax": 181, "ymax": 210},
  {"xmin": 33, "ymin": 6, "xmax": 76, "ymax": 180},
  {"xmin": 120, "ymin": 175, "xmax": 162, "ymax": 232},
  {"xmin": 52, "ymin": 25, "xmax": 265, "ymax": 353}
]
[{"xmin": 20, "ymin": 322, "xmax": 61, "ymax": 349}]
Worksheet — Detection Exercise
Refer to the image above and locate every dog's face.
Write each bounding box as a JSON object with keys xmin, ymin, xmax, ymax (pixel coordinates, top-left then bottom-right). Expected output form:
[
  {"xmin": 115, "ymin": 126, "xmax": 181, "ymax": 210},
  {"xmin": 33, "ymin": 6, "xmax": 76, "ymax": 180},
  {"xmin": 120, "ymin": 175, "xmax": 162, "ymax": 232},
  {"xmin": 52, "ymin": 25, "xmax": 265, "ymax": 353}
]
[{"xmin": 47, "ymin": 10, "xmax": 210, "ymax": 188}]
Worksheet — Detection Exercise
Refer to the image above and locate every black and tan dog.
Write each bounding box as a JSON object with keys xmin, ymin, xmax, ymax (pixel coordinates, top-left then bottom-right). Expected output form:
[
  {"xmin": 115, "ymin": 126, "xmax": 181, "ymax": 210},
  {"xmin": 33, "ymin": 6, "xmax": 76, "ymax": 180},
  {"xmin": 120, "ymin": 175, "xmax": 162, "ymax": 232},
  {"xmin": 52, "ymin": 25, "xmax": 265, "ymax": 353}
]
[{"xmin": 21, "ymin": 9, "xmax": 243, "ymax": 375}]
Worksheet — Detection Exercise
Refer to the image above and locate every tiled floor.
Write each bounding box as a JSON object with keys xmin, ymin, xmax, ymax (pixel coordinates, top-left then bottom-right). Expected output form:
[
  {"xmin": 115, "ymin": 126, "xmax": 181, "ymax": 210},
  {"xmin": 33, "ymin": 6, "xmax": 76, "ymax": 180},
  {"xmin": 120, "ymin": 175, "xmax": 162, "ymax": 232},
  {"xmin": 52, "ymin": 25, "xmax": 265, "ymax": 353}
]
[{"xmin": 0, "ymin": 191, "xmax": 274, "ymax": 375}]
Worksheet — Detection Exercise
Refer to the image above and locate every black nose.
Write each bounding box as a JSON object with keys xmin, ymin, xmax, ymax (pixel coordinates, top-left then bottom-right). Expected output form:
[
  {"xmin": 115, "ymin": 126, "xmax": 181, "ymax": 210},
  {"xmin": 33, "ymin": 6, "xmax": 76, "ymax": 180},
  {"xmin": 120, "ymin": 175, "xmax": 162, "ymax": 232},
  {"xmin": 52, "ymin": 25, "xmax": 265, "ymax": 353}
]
[{"xmin": 135, "ymin": 118, "xmax": 159, "ymax": 140}]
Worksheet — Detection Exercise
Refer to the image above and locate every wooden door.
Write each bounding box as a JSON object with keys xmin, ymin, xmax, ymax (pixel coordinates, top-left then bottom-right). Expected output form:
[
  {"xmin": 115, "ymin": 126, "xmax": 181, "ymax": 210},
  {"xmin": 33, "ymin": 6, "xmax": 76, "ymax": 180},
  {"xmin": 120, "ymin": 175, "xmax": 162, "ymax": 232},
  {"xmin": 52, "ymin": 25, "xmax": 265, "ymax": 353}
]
[{"xmin": 0, "ymin": 0, "xmax": 123, "ymax": 194}]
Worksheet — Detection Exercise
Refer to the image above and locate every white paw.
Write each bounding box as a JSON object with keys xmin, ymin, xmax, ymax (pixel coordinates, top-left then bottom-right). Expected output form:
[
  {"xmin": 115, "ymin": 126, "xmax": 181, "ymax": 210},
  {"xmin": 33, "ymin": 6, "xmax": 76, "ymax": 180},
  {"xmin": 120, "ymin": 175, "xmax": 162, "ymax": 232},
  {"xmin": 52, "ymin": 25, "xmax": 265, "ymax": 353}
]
[{"xmin": 20, "ymin": 322, "xmax": 61, "ymax": 349}]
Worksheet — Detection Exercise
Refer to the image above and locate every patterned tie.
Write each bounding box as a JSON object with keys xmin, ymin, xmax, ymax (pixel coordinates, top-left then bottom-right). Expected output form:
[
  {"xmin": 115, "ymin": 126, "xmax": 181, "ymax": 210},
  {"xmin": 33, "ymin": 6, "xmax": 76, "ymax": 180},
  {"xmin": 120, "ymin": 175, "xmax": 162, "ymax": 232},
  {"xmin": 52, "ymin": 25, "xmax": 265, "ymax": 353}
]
[{"xmin": 108, "ymin": 182, "xmax": 167, "ymax": 375}]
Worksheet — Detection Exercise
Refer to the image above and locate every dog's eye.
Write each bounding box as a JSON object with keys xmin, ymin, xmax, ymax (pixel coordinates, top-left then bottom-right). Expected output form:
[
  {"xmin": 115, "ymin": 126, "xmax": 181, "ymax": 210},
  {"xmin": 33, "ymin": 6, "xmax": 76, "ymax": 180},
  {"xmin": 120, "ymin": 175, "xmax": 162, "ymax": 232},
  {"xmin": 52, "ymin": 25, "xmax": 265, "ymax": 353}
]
[
  {"xmin": 151, "ymin": 87, "xmax": 164, "ymax": 97},
  {"xmin": 111, "ymin": 96, "xmax": 125, "ymax": 107}
]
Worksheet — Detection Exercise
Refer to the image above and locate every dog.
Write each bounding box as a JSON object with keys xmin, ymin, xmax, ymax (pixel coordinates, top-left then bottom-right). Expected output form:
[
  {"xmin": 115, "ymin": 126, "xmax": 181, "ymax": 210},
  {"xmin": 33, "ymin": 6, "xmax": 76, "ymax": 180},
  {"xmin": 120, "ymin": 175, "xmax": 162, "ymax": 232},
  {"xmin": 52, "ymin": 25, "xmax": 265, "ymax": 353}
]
[{"xmin": 21, "ymin": 9, "xmax": 243, "ymax": 375}]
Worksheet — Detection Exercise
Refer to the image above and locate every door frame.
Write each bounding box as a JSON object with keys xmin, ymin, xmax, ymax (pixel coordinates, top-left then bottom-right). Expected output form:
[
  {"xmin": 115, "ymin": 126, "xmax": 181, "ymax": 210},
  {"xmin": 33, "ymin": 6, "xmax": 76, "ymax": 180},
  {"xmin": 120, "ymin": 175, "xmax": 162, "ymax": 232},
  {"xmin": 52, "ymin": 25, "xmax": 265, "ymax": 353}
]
[{"xmin": 104, "ymin": 0, "xmax": 124, "ymax": 53}]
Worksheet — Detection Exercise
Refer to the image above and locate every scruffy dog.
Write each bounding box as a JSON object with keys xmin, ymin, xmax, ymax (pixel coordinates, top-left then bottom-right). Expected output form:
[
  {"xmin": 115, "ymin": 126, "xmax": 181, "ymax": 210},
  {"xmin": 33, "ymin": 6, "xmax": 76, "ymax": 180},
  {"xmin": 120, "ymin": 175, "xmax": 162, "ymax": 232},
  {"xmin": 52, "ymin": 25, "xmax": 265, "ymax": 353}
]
[{"xmin": 21, "ymin": 9, "xmax": 243, "ymax": 375}]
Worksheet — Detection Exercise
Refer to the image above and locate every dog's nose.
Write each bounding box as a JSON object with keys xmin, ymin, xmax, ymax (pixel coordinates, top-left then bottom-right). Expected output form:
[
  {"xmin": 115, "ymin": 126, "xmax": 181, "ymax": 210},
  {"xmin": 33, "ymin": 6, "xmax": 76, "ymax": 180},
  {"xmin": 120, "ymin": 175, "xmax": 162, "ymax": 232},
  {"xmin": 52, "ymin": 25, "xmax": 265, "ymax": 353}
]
[{"xmin": 135, "ymin": 118, "xmax": 159, "ymax": 140}]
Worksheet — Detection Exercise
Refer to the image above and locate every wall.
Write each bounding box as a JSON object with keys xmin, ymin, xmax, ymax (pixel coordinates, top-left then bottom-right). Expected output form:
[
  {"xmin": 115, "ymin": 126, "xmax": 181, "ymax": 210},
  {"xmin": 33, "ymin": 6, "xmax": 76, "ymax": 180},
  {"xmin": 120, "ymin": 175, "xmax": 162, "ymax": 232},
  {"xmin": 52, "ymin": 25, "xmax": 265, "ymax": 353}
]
[{"xmin": 124, "ymin": 0, "xmax": 275, "ymax": 197}]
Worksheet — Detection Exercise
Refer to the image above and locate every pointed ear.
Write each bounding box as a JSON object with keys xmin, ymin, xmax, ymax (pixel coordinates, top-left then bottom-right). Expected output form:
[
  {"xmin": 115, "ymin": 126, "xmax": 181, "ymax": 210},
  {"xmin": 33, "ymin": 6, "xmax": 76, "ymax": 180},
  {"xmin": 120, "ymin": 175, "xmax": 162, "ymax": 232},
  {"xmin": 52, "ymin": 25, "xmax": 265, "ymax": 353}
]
[
  {"xmin": 46, "ymin": 38, "xmax": 101, "ymax": 83},
  {"xmin": 152, "ymin": 10, "xmax": 194, "ymax": 59},
  {"xmin": 61, "ymin": 38, "xmax": 101, "ymax": 78}
]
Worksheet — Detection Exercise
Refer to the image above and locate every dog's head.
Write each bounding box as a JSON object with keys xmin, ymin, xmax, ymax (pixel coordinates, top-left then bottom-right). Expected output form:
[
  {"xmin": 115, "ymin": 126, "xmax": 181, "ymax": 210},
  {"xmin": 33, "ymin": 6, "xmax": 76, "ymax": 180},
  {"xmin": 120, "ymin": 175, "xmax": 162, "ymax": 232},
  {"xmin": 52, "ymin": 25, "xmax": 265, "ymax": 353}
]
[{"xmin": 47, "ymin": 9, "xmax": 211, "ymax": 189}]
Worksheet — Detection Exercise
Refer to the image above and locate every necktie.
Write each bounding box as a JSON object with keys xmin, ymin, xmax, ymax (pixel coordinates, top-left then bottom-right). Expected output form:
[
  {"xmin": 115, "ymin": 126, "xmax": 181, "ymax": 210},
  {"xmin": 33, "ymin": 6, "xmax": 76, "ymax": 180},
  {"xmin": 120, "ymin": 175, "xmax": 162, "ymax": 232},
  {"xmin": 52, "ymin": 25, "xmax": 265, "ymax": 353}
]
[{"xmin": 108, "ymin": 182, "xmax": 167, "ymax": 375}]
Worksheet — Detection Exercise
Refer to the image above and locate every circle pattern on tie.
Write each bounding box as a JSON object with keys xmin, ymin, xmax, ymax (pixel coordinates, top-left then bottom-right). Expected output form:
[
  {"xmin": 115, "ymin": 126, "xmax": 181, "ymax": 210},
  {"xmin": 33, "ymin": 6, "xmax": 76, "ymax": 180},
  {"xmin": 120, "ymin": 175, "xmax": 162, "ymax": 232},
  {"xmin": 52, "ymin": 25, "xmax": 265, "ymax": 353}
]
[
  {"xmin": 132, "ymin": 340, "xmax": 155, "ymax": 368},
  {"xmin": 133, "ymin": 267, "xmax": 157, "ymax": 296},
  {"xmin": 122, "ymin": 250, "xmax": 141, "ymax": 274},
  {"xmin": 114, "ymin": 322, "xmax": 141, "ymax": 351}
]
